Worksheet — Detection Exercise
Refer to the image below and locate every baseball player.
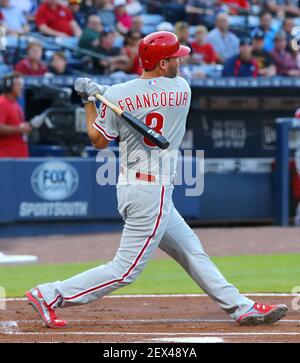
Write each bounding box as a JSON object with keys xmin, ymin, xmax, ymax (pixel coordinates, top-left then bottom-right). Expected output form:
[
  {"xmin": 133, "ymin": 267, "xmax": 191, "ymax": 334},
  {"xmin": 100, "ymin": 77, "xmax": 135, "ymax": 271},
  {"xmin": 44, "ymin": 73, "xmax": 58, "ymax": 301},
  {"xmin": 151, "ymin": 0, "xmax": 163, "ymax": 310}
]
[{"xmin": 26, "ymin": 31, "xmax": 287, "ymax": 328}]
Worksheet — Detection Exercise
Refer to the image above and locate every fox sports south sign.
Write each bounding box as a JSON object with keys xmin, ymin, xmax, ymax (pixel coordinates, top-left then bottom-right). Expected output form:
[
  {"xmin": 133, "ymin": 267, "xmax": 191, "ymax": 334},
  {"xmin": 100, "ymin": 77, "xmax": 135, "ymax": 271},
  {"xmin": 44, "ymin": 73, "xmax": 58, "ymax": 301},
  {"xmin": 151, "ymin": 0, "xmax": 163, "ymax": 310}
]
[{"xmin": 31, "ymin": 162, "xmax": 79, "ymax": 201}]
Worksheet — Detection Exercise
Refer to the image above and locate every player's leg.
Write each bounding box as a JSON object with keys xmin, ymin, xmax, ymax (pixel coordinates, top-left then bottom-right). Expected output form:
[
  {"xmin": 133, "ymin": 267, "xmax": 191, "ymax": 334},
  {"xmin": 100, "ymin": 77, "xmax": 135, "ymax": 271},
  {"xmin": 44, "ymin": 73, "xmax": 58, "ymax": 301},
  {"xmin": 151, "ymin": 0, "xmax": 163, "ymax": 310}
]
[
  {"xmin": 159, "ymin": 206, "xmax": 287, "ymax": 324},
  {"xmin": 158, "ymin": 205, "xmax": 254, "ymax": 319},
  {"xmin": 30, "ymin": 185, "xmax": 172, "ymax": 310}
]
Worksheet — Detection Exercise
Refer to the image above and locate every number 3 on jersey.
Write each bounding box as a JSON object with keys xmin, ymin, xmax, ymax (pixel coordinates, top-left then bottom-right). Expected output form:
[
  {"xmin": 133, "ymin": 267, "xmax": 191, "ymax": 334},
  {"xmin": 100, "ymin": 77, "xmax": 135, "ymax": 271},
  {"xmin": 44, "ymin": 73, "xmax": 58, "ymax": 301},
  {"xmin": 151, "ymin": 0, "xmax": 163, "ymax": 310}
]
[{"xmin": 143, "ymin": 112, "xmax": 164, "ymax": 147}]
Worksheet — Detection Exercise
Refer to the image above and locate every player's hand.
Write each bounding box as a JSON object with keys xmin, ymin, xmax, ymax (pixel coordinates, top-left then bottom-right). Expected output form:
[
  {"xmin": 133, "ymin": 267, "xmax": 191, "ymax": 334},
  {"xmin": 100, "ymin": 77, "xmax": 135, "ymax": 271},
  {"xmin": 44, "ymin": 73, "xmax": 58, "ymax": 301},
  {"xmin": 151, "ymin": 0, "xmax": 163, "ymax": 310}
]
[
  {"xmin": 19, "ymin": 122, "xmax": 32, "ymax": 135},
  {"xmin": 85, "ymin": 80, "xmax": 109, "ymax": 102},
  {"xmin": 74, "ymin": 77, "xmax": 109, "ymax": 104},
  {"xmin": 74, "ymin": 77, "xmax": 92, "ymax": 104}
]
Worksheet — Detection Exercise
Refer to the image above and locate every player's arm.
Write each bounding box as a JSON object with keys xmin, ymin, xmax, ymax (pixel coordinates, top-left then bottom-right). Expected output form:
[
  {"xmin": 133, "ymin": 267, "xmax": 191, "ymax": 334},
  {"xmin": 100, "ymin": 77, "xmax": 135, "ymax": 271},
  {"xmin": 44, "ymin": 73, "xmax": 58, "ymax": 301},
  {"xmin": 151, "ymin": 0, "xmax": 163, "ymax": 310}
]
[{"xmin": 84, "ymin": 102, "xmax": 109, "ymax": 149}]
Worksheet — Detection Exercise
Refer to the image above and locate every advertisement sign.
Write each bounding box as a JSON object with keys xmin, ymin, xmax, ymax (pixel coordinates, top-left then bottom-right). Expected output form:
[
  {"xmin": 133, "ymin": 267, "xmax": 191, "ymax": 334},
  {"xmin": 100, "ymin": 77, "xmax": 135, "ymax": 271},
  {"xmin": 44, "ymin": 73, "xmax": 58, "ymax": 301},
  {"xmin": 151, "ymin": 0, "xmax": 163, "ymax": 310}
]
[{"xmin": 14, "ymin": 159, "xmax": 94, "ymax": 221}]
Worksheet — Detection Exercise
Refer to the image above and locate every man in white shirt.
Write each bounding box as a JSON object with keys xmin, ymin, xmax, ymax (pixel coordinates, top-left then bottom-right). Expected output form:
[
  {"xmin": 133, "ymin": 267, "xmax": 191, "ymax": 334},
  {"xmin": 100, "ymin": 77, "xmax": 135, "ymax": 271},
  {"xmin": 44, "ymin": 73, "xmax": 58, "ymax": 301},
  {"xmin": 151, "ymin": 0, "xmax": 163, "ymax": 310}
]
[
  {"xmin": 206, "ymin": 12, "xmax": 240, "ymax": 63},
  {"xmin": 9, "ymin": 0, "xmax": 38, "ymax": 16},
  {"xmin": 0, "ymin": 0, "xmax": 30, "ymax": 35}
]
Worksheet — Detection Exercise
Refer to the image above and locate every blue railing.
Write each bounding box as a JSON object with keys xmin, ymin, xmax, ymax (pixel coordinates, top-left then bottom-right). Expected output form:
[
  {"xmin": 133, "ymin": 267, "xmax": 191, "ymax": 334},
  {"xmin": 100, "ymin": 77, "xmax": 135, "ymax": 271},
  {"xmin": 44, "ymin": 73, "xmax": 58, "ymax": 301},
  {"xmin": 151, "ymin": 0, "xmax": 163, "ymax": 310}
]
[{"xmin": 275, "ymin": 118, "xmax": 300, "ymax": 226}]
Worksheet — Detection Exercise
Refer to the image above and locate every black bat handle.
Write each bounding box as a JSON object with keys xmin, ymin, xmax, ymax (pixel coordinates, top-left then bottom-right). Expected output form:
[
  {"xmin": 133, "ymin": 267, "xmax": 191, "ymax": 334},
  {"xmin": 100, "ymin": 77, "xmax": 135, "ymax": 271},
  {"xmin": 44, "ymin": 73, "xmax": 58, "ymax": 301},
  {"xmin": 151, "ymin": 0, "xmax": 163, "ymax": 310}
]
[
  {"xmin": 122, "ymin": 112, "xmax": 170, "ymax": 150},
  {"xmin": 148, "ymin": 132, "xmax": 170, "ymax": 150}
]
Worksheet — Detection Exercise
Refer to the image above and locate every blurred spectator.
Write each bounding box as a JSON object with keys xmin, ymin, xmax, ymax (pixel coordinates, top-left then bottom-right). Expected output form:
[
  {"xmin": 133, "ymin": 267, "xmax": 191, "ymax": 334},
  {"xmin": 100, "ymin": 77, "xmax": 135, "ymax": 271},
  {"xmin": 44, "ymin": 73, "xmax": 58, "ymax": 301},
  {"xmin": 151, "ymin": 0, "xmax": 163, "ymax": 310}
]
[
  {"xmin": 114, "ymin": 0, "xmax": 132, "ymax": 35},
  {"xmin": 49, "ymin": 51, "xmax": 72, "ymax": 75},
  {"xmin": 175, "ymin": 22, "xmax": 193, "ymax": 64},
  {"xmin": 252, "ymin": 11, "xmax": 278, "ymax": 51},
  {"xmin": 131, "ymin": 15, "xmax": 144, "ymax": 35},
  {"xmin": 68, "ymin": 0, "xmax": 87, "ymax": 29},
  {"xmin": 175, "ymin": 21, "xmax": 193, "ymax": 48},
  {"xmin": 91, "ymin": 0, "xmax": 116, "ymax": 32},
  {"xmin": 219, "ymin": 0, "xmax": 250, "ymax": 14},
  {"xmin": 222, "ymin": 37, "xmax": 259, "ymax": 77},
  {"xmin": 70, "ymin": 0, "xmax": 93, "ymax": 20},
  {"xmin": 122, "ymin": 30, "xmax": 142, "ymax": 75},
  {"xmin": 0, "ymin": 73, "xmax": 31, "ymax": 158},
  {"xmin": 146, "ymin": 0, "xmax": 185, "ymax": 24},
  {"xmin": 79, "ymin": 14, "xmax": 103, "ymax": 51},
  {"xmin": 251, "ymin": 30, "xmax": 276, "ymax": 76},
  {"xmin": 271, "ymin": 30, "xmax": 300, "ymax": 76},
  {"xmin": 191, "ymin": 25, "xmax": 219, "ymax": 64},
  {"xmin": 0, "ymin": 12, "xmax": 4, "ymax": 51},
  {"xmin": 92, "ymin": 30, "xmax": 129, "ymax": 74},
  {"xmin": 282, "ymin": 17, "xmax": 294, "ymax": 48},
  {"xmin": 9, "ymin": 0, "xmax": 38, "ymax": 19},
  {"xmin": 0, "ymin": 0, "xmax": 30, "ymax": 35},
  {"xmin": 156, "ymin": 21, "xmax": 174, "ymax": 32},
  {"xmin": 206, "ymin": 12, "xmax": 240, "ymax": 63},
  {"xmin": 185, "ymin": 0, "xmax": 216, "ymax": 28},
  {"xmin": 36, "ymin": 0, "xmax": 82, "ymax": 37},
  {"xmin": 80, "ymin": 0, "xmax": 94, "ymax": 13},
  {"xmin": 125, "ymin": 0, "xmax": 143, "ymax": 16},
  {"xmin": 15, "ymin": 41, "xmax": 48, "ymax": 76},
  {"xmin": 265, "ymin": 0, "xmax": 300, "ymax": 18}
]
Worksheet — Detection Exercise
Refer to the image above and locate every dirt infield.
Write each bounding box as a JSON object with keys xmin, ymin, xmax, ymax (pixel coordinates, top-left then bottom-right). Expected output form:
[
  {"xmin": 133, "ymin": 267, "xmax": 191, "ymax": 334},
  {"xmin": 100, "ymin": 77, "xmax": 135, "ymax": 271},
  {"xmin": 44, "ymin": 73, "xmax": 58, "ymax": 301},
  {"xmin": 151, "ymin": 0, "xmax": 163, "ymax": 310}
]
[
  {"xmin": 1, "ymin": 226, "xmax": 300, "ymax": 264},
  {"xmin": 1, "ymin": 295, "xmax": 300, "ymax": 343},
  {"xmin": 1, "ymin": 226, "xmax": 300, "ymax": 343}
]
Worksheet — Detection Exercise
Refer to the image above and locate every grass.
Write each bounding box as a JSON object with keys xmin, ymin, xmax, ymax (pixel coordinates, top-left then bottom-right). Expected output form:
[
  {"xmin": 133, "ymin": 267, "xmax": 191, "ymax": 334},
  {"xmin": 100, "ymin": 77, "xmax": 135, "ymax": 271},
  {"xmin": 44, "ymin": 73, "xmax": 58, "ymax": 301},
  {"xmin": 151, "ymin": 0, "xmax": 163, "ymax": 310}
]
[{"xmin": 0, "ymin": 253, "xmax": 299, "ymax": 297}]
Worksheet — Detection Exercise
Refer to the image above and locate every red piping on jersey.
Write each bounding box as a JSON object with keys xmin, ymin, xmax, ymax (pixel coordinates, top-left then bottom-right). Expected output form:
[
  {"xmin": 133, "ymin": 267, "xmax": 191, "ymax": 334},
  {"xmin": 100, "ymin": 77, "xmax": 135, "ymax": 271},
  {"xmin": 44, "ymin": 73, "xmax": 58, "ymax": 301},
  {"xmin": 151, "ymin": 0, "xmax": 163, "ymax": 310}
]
[
  {"xmin": 61, "ymin": 186, "xmax": 165, "ymax": 302},
  {"xmin": 93, "ymin": 122, "xmax": 117, "ymax": 141}
]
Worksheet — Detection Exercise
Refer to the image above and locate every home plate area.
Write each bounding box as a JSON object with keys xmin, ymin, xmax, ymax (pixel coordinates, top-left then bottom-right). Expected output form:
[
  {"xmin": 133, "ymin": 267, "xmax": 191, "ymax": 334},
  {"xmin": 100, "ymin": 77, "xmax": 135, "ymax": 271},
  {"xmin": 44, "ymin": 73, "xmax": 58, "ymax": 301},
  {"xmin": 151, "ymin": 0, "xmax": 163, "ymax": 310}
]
[{"xmin": 1, "ymin": 295, "xmax": 299, "ymax": 343}]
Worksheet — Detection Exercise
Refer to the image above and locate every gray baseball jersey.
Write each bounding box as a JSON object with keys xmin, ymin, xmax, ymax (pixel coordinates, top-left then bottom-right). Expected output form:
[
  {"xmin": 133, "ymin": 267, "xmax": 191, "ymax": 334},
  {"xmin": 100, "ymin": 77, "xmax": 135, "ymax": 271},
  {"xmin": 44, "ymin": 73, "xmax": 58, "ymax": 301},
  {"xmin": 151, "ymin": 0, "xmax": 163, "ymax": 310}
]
[
  {"xmin": 38, "ymin": 76, "xmax": 253, "ymax": 321},
  {"xmin": 93, "ymin": 76, "xmax": 191, "ymax": 176}
]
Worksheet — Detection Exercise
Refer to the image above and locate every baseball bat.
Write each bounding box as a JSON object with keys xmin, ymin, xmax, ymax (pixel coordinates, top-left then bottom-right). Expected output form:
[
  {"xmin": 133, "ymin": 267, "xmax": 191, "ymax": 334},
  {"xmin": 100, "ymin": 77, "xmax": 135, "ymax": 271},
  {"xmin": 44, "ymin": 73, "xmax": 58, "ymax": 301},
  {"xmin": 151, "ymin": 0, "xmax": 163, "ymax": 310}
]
[{"xmin": 94, "ymin": 93, "xmax": 170, "ymax": 150}]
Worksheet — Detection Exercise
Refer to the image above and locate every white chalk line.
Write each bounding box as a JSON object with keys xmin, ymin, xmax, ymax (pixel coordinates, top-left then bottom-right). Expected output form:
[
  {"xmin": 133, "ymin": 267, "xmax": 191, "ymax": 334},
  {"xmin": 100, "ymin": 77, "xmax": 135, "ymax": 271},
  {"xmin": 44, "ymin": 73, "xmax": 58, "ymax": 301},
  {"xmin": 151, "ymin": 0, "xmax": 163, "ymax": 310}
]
[
  {"xmin": 1, "ymin": 293, "xmax": 299, "ymax": 302},
  {"xmin": 1, "ymin": 320, "xmax": 298, "ymax": 341},
  {"xmin": 152, "ymin": 337, "xmax": 224, "ymax": 343},
  {"xmin": 6, "ymin": 318, "xmax": 300, "ymax": 324},
  {"xmin": 3, "ymin": 331, "xmax": 300, "ymax": 337}
]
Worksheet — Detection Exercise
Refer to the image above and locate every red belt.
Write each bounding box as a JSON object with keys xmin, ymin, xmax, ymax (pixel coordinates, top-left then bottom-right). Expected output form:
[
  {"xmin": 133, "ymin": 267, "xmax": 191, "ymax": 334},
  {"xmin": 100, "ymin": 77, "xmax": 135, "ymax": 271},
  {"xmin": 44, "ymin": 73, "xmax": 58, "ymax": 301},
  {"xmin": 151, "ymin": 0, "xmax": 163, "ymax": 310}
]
[{"xmin": 121, "ymin": 167, "xmax": 156, "ymax": 183}]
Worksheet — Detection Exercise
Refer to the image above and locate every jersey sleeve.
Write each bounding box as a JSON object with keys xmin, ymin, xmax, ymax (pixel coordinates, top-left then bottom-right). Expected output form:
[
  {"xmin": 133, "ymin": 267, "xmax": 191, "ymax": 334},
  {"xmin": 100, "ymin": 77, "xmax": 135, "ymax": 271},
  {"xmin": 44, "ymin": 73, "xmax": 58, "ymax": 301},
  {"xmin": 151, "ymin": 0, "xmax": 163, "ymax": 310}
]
[{"xmin": 93, "ymin": 88, "xmax": 120, "ymax": 141}]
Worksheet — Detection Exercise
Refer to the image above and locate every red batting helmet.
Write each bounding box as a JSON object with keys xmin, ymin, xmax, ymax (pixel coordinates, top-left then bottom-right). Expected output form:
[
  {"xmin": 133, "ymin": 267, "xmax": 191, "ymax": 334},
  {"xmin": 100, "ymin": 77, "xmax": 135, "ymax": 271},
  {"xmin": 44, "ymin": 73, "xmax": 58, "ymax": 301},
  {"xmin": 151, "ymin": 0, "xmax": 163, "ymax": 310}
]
[{"xmin": 138, "ymin": 31, "xmax": 191, "ymax": 71}]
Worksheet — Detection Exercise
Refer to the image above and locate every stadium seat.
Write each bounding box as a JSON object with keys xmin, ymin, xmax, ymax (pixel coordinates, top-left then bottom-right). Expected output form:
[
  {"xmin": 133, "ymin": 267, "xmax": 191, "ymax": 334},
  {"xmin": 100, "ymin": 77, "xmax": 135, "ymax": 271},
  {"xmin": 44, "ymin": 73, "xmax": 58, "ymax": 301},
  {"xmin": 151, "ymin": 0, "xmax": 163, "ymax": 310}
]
[
  {"xmin": 0, "ymin": 64, "xmax": 13, "ymax": 76},
  {"xmin": 142, "ymin": 25, "xmax": 156, "ymax": 35},
  {"xmin": 141, "ymin": 14, "xmax": 164, "ymax": 26},
  {"xmin": 292, "ymin": 17, "xmax": 300, "ymax": 26}
]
